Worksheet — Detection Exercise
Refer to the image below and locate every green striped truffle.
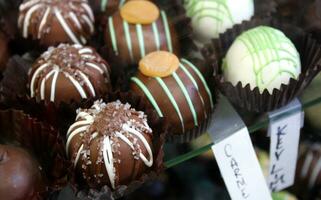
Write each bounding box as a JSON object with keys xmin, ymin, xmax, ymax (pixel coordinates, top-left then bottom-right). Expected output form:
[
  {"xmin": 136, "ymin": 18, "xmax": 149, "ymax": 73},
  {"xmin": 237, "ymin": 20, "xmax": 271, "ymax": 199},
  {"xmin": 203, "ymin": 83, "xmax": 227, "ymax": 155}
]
[
  {"xmin": 222, "ymin": 26, "xmax": 301, "ymax": 93},
  {"xmin": 131, "ymin": 58, "xmax": 213, "ymax": 134},
  {"xmin": 184, "ymin": 0, "xmax": 254, "ymax": 42}
]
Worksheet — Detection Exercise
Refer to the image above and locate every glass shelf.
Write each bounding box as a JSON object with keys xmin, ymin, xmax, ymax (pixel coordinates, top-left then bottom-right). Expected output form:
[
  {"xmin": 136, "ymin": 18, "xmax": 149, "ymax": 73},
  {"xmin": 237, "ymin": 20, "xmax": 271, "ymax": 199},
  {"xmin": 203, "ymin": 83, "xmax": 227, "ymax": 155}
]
[{"xmin": 164, "ymin": 95, "xmax": 321, "ymax": 169}]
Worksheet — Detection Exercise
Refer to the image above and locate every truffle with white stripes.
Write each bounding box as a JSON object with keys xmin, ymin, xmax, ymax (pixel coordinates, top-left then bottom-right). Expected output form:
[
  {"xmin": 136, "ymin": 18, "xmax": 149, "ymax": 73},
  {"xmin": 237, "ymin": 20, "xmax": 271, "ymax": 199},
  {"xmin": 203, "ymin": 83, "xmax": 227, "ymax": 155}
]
[
  {"xmin": 18, "ymin": 0, "xmax": 95, "ymax": 47},
  {"xmin": 66, "ymin": 100, "xmax": 154, "ymax": 189},
  {"xmin": 29, "ymin": 44, "xmax": 111, "ymax": 104}
]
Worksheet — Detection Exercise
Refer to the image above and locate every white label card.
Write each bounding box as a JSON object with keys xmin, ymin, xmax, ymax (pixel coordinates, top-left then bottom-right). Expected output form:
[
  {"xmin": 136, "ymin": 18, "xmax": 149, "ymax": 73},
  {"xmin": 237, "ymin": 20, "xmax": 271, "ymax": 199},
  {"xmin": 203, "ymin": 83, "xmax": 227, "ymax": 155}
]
[
  {"xmin": 212, "ymin": 128, "xmax": 272, "ymax": 200},
  {"xmin": 267, "ymin": 100, "xmax": 303, "ymax": 192}
]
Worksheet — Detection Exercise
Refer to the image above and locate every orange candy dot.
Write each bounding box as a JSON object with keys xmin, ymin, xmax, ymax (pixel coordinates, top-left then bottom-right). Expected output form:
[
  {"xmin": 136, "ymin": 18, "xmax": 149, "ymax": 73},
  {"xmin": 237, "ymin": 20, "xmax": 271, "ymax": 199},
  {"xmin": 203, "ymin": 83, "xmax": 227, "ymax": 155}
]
[
  {"xmin": 139, "ymin": 51, "xmax": 179, "ymax": 78},
  {"xmin": 120, "ymin": 0, "xmax": 160, "ymax": 25}
]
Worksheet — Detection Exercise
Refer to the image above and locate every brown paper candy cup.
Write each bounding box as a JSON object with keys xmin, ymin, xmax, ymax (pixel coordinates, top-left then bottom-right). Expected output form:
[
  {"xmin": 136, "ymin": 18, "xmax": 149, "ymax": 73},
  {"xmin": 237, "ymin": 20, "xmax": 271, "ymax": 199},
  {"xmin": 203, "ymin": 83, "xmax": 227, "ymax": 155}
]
[
  {"xmin": 203, "ymin": 18, "xmax": 321, "ymax": 112},
  {"xmin": 0, "ymin": 109, "xmax": 72, "ymax": 198}
]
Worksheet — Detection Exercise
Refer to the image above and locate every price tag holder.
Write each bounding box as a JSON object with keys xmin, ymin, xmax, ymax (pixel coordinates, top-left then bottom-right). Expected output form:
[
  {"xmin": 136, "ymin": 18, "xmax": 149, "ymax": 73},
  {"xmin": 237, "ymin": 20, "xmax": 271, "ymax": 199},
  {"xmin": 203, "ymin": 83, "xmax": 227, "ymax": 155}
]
[
  {"xmin": 209, "ymin": 96, "xmax": 272, "ymax": 200},
  {"xmin": 267, "ymin": 99, "xmax": 303, "ymax": 192}
]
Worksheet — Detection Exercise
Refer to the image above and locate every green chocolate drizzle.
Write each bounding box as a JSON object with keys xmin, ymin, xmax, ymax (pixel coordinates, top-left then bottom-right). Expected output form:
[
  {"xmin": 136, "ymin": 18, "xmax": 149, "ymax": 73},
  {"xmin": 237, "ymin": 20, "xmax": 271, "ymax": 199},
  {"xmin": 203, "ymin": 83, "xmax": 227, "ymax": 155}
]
[
  {"xmin": 108, "ymin": 17, "xmax": 118, "ymax": 55},
  {"xmin": 161, "ymin": 11, "xmax": 173, "ymax": 52},
  {"xmin": 181, "ymin": 58, "xmax": 214, "ymax": 109},
  {"xmin": 136, "ymin": 24, "xmax": 145, "ymax": 57},
  {"xmin": 131, "ymin": 77, "xmax": 163, "ymax": 117},
  {"xmin": 123, "ymin": 21, "xmax": 134, "ymax": 61},
  {"xmin": 184, "ymin": 0, "xmax": 234, "ymax": 35},
  {"xmin": 156, "ymin": 77, "xmax": 185, "ymax": 132},
  {"xmin": 101, "ymin": 0, "xmax": 108, "ymax": 11},
  {"xmin": 173, "ymin": 72, "xmax": 198, "ymax": 126}
]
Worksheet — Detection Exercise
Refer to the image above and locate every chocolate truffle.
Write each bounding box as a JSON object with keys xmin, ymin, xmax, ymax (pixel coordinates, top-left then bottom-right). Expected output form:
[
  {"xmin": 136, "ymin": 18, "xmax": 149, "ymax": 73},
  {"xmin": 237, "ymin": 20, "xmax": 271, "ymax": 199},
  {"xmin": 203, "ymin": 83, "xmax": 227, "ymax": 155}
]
[
  {"xmin": 130, "ymin": 51, "xmax": 213, "ymax": 135},
  {"xmin": 303, "ymin": 0, "xmax": 321, "ymax": 41},
  {"xmin": 222, "ymin": 26, "xmax": 301, "ymax": 93},
  {"xmin": 18, "ymin": 0, "xmax": 95, "ymax": 47},
  {"xmin": 104, "ymin": 0, "xmax": 179, "ymax": 67},
  {"xmin": 295, "ymin": 144, "xmax": 321, "ymax": 196},
  {"xmin": 66, "ymin": 100, "xmax": 153, "ymax": 189},
  {"xmin": 0, "ymin": 31, "xmax": 9, "ymax": 71},
  {"xmin": 184, "ymin": 0, "xmax": 254, "ymax": 43},
  {"xmin": 0, "ymin": 145, "xmax": 43, "ymax": 200},
  {"xmin": 29, "ymin": 44, "xmax": 111, "ymax": 104}
]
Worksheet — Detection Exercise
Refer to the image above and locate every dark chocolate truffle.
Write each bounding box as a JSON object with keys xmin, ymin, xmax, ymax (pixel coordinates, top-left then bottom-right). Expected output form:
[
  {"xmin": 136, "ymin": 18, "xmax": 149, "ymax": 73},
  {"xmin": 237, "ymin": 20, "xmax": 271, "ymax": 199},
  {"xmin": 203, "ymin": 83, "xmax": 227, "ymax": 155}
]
[
  {"xmin": 303, "ymin": 0, "xmax": 321, "ymax": 40},
  {"xmin": 29, "ymin": 44, "xmax": 111, "ymax": 104},
  {"xmin": 0, "ymin": 145, "xmax": 43, "ymax": 200},
  {"xmin": 66, "ymin": 100, "xmax": 154, "ymax": 189},
  {"xmin": 295, "ymin": 144, "xmax": 321, "ymax": 198},
  {"xmin": 18, "ymin": 0, "xmax": 95, "ymax": 47},
  {"xmin": 130, "ymin": 51, "xmax": 213, "ymax": 135},
  {"xmin": 0, "ymin": 31, "xmax": 9, "ymax": 71},
  {"xmin": 104, "ymin": 0, "xmax": 179, "ymax": 67}
]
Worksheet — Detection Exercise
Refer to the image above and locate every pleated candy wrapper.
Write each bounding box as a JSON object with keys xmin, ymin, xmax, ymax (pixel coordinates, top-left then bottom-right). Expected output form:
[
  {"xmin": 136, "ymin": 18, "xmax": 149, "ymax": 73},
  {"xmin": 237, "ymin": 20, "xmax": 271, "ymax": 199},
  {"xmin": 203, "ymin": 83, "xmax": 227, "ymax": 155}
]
[
  {"xmin": 203, "ymin": 18, "xmax": 321, "ymax": 112},
  {"xmin": 0, "ymin": 108, "xmax": 72, "ymax": 199}
]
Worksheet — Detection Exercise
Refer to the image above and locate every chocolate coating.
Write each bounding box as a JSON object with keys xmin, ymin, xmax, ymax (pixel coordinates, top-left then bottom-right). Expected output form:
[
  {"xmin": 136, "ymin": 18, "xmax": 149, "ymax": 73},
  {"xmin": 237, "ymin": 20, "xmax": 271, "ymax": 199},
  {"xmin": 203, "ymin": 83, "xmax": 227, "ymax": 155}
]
[
  {"xmin": 18, "ymin": 0, "xmax": 95, "ymax": 47},
  {"xmin": 0, "ymin": 145, "xmax": 43, "ymax": 200},
  {"xmin": 0, "ymin": 31, "xmax": 9, "ymax": 72},
  {"xmin": 103, "ymin": 5, "xmax": 179, "ymax": 68},
  {"xmin": 67, "ymin": 100, "xmax": 154, "ymax": 189},
  {"xmin": 29, "ymin": 44, "xmax": 111, "ymax": 104},
  {"xmin": 130, "ymin": 58, "xmax": 213, "ymax": 135}
]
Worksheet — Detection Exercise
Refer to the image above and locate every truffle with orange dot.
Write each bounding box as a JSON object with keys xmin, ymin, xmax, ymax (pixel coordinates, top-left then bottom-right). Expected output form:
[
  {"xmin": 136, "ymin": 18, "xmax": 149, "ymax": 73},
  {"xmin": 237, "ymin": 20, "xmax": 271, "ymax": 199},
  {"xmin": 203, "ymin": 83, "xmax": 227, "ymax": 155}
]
[
  {"xmin": 104, "ymin": 0, "xmax": 179, "ymax": 68},
  {"xmin": 130, "ymin": 51, "xmax": 214, "ymax": 137}
]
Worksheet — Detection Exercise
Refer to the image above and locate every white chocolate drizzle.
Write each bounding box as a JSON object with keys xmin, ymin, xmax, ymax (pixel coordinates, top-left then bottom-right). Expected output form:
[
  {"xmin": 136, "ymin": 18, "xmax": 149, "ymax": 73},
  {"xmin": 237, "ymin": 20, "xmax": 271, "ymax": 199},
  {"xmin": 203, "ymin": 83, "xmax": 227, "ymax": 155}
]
[{"xmin": 18, "ymin": 0, "xmax": 95, "ymax": 44}]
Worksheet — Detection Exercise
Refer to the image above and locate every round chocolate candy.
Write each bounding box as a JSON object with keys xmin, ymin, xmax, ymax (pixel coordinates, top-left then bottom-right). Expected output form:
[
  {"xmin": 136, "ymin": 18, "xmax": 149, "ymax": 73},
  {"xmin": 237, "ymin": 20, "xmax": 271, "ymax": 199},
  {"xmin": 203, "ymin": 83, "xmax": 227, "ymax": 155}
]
[
  {"xmin": 66, "ymin": 100, "xmax": 153, "ymax": 189},
  {"xmin": 130, "ymin": 51, "xmax": 214, "ymax": 135},
  {"xmin": 29, "ymin": 44, "xmax": 111, "ymax": 104},
  {"xmin": 0, "ymin": 145, "xmax": 43, "ymax": 200},
  {"xmin": 18, "ymin": 0, "xmax": 95, "ymax": 47}
]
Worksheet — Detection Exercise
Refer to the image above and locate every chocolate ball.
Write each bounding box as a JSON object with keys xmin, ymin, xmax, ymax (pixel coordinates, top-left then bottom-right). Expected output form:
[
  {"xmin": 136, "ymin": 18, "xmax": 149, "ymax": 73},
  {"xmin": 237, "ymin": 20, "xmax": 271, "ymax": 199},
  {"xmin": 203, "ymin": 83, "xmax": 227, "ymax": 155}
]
[
  {"xmin": 303, "ymin": 0, "xmax": 321, "ymax": 41},
  {"xmin": 29, "ymin": 44, "xmax": 111, "ymax": 104},
  {"xmin": 18, "ymin": 0, "xmax": 95, "ymax": 47},
  {"xmin": 103, "ymin": 0, "xmax": 179, "ymax": 68},
  {"xmin": 295, "ymin": 144, "xmax": 321, "ymax": 198},
  {"xmin": 0, "ymin": 31, "xmax": 9, "ymax": 72},
  {"xmin": 66, "ymin": 100, "xmax": 154, "ymax": 189},
  {"xmin": 0, "ymin": 145, "xmax": 43, "ymax": 200},
  {"xmin": 130, "ymin": 52, "xmax": 214, "ymax": 135}
]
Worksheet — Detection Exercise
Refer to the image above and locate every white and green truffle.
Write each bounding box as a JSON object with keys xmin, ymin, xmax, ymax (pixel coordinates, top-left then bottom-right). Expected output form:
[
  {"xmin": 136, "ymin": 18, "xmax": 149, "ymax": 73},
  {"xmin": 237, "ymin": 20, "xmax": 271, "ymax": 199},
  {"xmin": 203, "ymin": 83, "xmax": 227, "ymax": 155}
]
[
  {"xmin": 222, "ymin": 26, "xmax": 301, "ymax": 93},
  {"xmin": 184, "ymin": 0, "xmax": 254, "ymax": 43}
]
